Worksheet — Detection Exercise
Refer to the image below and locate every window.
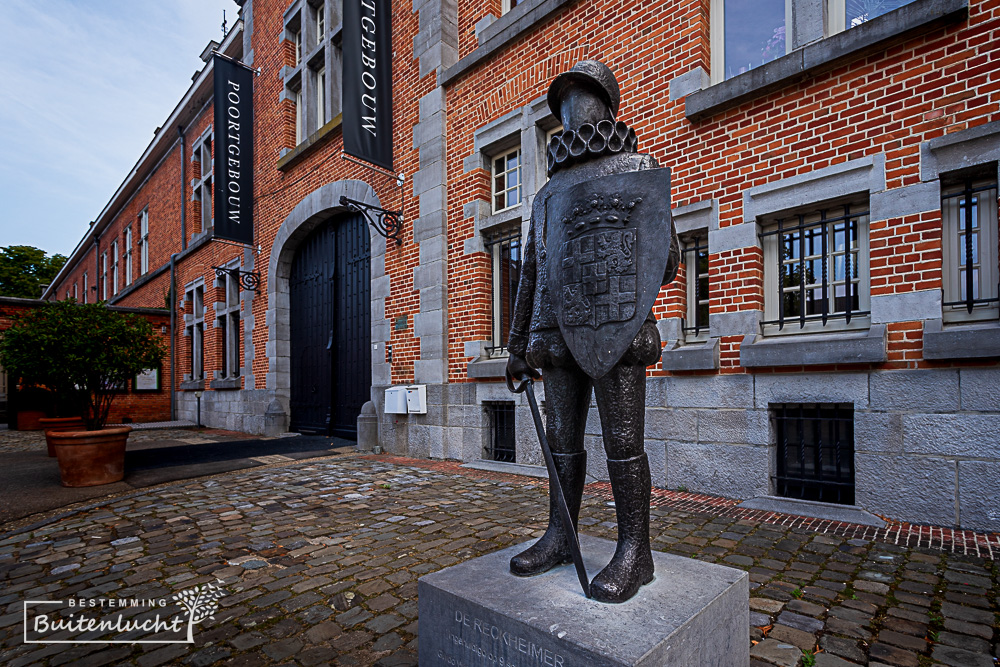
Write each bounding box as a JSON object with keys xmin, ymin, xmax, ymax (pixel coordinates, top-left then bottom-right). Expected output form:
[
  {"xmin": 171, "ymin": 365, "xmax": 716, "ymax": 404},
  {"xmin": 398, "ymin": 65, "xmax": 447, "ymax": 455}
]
[
  {"xmin": 294, "ymin": 89, "xmax": 304, "ymax": 144},
  {"xmin": 484, "ymin": 401, "xmax": 516, "ymax": 462},
  {"xmin": 711, "ymin": 0, "xmax": 789, "ymax": 82},
  {"xmin": 501, "ymin": 0, "xmax": 521, "ymax": 15},
  {"xmin": 139, "ymin": 209, "xmax": 149, "ymax": 275},
  {"xmin": 682, "ymin": 233, "xmax": 710, "ymax": 340},
  {"xmin": 192, "ymin": 135, "xmax": 213, "ymax": 234},
  {"xmin": 217, "ymin": 268, "xmax": 242, "ymax": 379},
  {"xmin": 185, "ymin": 284, "xmax": 205, "ymax": 382},
  {"xmin": 828, "ymin": 0, "xmax": 919, "ymax": 33},
  {"xmin": 492, "ymin": 147, "xmax": 522, "ymax": 213},
  {"xmin": 773, "ymin": 403, "xmax": 855, "ymax": 505},
  {"xmin": 123, "ymin": 226, "xmax": 133, "ymax": 286},
  {"xmin": 485, "ymin": 226, "xmax": 522, "ymax": 357},
  {"xmin": 294, "ymin": 30, "xmax": 302, "ymax": 65},
  {"xmin": 83, "ymin": 272, "xmax": 88, "ymax": 304},
  {"xmin": 316, "ymin": 67, "xmax": 327, "ymax": 129},
  {"xmin": 111, "ymin": 241, "xmax": 119, "ymax": 296},
  {"xmin": 761, "ymin": 199, "xmax": 871, "ymax": 333},
  {"xmin": 73, "ymin": 283, "xmax": 78, "ymax": 301},
  {"xmin": 941, "ymin": 176, "xmax": 999, "ymax": 323},
  {"xmin": 315, "ymin": 3, "xmax": 325, "ymax": 41},
  {"xmin": 101, "ymin": 251, "xmax": 108, "ymax": 301}
]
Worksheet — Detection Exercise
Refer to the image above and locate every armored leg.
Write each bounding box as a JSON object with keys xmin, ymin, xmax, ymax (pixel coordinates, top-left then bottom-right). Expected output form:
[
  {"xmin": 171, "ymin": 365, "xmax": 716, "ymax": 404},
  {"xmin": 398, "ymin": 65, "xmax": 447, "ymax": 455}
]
[{"xmin": 510, "ymin": 365, "xmax": 592, "ymax": 576}]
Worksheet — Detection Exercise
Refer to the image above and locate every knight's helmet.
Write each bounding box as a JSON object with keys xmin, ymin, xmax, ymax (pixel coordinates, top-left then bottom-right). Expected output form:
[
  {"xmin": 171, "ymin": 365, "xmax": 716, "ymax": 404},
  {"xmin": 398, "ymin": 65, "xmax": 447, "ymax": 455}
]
[{"xmin": 547, "ymin": 60, "xmax": 621, "ymax": 120}]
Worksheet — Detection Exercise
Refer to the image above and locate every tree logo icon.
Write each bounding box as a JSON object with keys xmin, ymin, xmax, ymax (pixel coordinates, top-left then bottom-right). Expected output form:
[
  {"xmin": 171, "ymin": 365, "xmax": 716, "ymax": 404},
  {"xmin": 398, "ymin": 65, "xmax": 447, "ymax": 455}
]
[{"xmin": 171, "ymin": 579, "xmax": 227, "ymax": 643}]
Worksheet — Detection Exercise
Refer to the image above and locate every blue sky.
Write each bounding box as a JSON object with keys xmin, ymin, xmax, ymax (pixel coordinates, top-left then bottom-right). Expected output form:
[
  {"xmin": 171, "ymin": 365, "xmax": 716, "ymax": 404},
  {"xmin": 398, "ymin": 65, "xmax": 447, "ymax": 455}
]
[{"xmin": 0, "ymin": 0, "xmax": 237, "ymax": 258}]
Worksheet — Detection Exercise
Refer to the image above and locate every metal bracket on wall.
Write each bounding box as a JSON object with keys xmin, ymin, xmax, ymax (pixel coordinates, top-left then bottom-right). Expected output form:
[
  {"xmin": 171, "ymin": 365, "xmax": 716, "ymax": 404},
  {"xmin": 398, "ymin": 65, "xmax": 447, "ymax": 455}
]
[
  {"xmin": 212, "ymin": 266, "xmax": 261, "ymax": 293},
  {"xmin": 339, "ymin": 195, "xmax": 403, "ymax": 246}
]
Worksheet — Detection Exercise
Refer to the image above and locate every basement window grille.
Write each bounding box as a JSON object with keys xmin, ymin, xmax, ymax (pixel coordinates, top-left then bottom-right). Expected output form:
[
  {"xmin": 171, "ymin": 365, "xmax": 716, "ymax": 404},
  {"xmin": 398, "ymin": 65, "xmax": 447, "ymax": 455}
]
[
  {"xmin": 484, "ymin": 401, "xmax": 516, "ymax": 463},
  {"xmin": 773, "ymin": 403, "xmax": 855, "ymax": 505}
]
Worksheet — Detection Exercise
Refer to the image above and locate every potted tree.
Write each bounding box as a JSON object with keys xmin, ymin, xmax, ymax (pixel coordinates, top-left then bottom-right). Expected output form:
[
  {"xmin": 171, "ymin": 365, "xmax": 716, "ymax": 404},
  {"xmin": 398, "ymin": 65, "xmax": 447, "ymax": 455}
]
[{"xmin": 0, "ymin": 300, "xmax": 165, "ymax": 486}]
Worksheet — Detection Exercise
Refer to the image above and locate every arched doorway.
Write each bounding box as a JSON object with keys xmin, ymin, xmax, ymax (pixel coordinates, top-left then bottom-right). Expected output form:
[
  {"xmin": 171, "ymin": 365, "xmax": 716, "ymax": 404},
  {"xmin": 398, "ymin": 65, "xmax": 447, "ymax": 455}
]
[{"xmin": 289, "ymin": 211, "xmax": 371, "ymax": 438}]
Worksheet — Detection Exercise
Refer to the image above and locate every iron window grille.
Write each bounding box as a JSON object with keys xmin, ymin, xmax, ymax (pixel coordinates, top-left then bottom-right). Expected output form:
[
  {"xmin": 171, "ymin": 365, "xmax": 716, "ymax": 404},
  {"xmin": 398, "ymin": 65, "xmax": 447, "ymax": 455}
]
[
  {"xmin": 681, "ymin": 233, "xmax": 710, "ymax": 339},
  {"xmin": 485, "ymin": 226, "xmax": 522, "ymax": 358},
  {"xmin": 492, "ymin": 147, "xmax": 522, "ymax": 214},
  {"xmin": 761, "ymin": 202, "xmax": 870, "ymax": 332},
  {"xmin": 217, "ymin": 268, "xmax": 242, "ymax": 379},
  {"xmin": 484, "ymin": 401, "xmax": 516, "ymax": 463},
  {"xmin": 941, "ymin": 177, "xmax": 998, "ymax": 323},
  {"xmin": 773, "ymin": 403, "xmax": 855, "ymax": 505}
]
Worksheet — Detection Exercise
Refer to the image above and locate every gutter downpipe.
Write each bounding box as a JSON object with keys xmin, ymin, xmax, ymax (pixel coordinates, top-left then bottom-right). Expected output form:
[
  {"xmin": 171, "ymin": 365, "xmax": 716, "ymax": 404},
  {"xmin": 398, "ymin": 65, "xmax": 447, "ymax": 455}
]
[
  {"xmin": 179, "ymin": 126, "xmax": 187, "ymax": 250},
  {"xmin": 169, "ymin": 253, "xmax": 179, "ymax": 421}
]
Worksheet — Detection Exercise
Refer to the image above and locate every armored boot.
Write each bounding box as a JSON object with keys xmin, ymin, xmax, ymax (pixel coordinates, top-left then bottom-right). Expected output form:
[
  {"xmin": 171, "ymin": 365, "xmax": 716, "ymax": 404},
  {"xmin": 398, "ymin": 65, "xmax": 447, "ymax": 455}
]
[
  {"xmin": 589, "ymin": 453, "xmax": 654, "ymax": 603},
  {"xmin": 510, "ymin": 451, "xmax": 587, "ymax": 576}
]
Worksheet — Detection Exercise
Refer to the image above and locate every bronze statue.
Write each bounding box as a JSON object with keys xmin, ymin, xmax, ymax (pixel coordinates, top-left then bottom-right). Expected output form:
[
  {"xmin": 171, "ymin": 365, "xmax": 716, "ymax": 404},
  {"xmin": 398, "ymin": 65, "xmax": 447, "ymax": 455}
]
[{"xmin": 506, "ymin": 60, "xmax": 679, "ymax": 603}]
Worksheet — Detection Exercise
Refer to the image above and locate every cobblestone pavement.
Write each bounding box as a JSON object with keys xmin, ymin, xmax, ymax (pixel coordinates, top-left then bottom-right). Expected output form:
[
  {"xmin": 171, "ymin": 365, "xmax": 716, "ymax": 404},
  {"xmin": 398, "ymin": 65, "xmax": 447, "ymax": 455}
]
[
  {"xmin": 0, "ymin": 428, "xmax": 260, "ymax": 454},
  {"xmin": 0, "ymin": 453, "xmax": 997, "ymax": 667}
]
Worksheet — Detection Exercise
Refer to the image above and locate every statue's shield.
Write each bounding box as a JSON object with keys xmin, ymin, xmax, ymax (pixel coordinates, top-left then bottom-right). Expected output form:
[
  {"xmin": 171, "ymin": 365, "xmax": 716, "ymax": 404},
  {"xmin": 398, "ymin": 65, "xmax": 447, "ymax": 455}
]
[{"xmin": 547, "ymin": 168, "xmax": 672, "ymax": 379}]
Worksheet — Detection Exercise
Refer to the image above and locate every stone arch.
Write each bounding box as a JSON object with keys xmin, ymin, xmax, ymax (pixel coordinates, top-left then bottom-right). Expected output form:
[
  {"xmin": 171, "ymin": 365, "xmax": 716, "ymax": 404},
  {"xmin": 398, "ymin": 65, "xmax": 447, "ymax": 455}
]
[{"xmin": 265, "ymin": 180, "xmax": 388, "ymax": 419}]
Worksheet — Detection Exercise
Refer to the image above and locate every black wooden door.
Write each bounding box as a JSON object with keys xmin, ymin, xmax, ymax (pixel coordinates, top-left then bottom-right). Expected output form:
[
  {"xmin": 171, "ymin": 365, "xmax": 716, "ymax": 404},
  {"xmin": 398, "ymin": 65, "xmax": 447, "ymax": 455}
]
[{"xmin": 289, "ymin": 213, "xmax": 371, "ymax": 437}]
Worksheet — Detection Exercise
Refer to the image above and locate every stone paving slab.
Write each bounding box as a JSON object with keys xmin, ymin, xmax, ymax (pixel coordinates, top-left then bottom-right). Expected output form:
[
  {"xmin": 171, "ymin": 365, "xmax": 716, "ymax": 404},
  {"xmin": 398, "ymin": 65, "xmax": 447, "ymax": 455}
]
[{"xmin": 0, "ymin": 452, "xmax": 995, "ymax": 666}]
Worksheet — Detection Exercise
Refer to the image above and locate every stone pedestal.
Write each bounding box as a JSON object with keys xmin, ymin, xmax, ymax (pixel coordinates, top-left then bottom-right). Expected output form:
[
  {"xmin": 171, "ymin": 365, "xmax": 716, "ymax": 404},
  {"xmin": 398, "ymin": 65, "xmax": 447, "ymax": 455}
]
[{"xmin": 418, "ymin": 535, "xmax": 749, "ymax": 666}]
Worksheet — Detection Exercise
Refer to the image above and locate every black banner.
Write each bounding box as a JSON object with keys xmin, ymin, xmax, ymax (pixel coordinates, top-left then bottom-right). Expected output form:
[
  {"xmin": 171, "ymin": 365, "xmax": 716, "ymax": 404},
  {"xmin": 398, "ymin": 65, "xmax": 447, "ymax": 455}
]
[
  {"xmin": 343, "ymin": 0, "xmax": 393, "ymax": 171},
  {"xmin": 213, "ymin": 54, "xmax": 254, "ymax": 245}
]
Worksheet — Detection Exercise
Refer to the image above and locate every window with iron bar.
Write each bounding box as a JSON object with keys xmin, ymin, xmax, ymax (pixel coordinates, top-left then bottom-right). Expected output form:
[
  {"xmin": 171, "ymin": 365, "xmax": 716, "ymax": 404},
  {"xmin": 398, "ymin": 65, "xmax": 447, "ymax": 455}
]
[
  {"xmin": 761, "ymin": 200, "xmax": 870, "ymax": 333},
  {"xmin": 484, "ymin": 401, "xmax": 516, "ymax": 463},
  {"xmin": 485, "ymin": 226, "xmax": 522, "ymax": 358},
  {"xmin": 772, "ymin": 403, "xmax": 855, "ymax": 505},
  {"xmin": 217, "ymin": 268, "xmax": 242, "ymax": 379},
  {"xmin": 941, "ymin": 175, "xmax": 998, "ymax": 324},
  {"xmin": 681, "ymin": 233, "xmax": 710, "ymax": 339}
]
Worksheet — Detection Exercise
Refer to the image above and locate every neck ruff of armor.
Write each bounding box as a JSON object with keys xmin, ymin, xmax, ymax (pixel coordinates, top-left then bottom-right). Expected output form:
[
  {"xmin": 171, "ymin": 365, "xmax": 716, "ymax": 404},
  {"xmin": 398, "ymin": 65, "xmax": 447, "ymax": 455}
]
[{"xmin": 547, "ymin": 120, "xmax": 638, "ymax": 176}]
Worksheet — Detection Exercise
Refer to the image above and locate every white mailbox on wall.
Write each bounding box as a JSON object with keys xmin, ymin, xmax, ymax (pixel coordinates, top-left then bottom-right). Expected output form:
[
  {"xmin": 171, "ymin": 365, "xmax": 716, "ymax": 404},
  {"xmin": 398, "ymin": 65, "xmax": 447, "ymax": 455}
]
[
  {"xmin": 406, "ymin": 385, "xmax": 427, "ymax": 414},
  {"xmin": 384, "ymin": 387, "xmax": 408, "ymax": 414}
]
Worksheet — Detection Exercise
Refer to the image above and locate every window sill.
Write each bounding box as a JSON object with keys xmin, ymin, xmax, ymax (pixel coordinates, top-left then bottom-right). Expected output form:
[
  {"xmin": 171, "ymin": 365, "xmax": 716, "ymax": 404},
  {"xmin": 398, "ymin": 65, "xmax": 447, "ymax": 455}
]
[
  {"xmin": 210, "ymin": 377, "xmax": 242, "ymax": 390},
  {"xmin": 923, "ymin": 319, "xmax": 1000, "ymax": 360},
  {"xmin": 661, "ymin": 338, "xmax": 719, "ymax": 372},
  {"xmin": 467, "ymin": 355, "xmax": 508, "ymax": 379},
  {"xmin": 685, "ymin": 0, "xmax": 968, "ymax": 121},
  {"xmin": 741, "ymin": 324, "xmax": 887, "ymax": 368},
  {"xmin": 276, "ymin": 113, "xmax": 343, "ymax": 172},
  {"xmin": 479, "ymin": 205, "xmax": 523, "ymax": 236},
  {"xmin": 180, "ymin": 380, "xmax": 205, "ymax": 391},
  {"xmin": 439, "ymin": 0, "xmax": 573, "ymax": 87}
]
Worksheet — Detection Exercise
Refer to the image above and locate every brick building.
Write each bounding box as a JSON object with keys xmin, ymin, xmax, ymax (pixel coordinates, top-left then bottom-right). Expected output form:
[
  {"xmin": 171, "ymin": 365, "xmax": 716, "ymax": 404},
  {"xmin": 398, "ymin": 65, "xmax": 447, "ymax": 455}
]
[{"xmin": 47, "ymin": 0, "xmax": 1000, "ymax": 530}]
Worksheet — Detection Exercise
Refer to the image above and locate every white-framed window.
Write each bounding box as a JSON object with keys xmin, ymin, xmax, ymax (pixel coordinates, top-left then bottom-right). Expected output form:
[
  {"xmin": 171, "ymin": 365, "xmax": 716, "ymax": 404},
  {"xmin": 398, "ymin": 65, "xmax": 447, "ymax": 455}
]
[
  {"xmin": 316, "ymin": 67, "xmax": 327, "ymax": 129},
  {"xmin": 73, "ymin": 283, "xmax": 78, "ymax": 301},
  {"xmin": 101, "ymin": 251, "xmax": 108, "ymax": 301},
  {"xmin": 941, "ymin": 176, "xmax": 999, "ymax": 323},
  {"xmin": 111, "ymin": 240, "xmax": 119, "ymax": 296},
  {"xmin": 294, "ymin": 29, "xmax": 302, "ymax": 65},
  {"xmin": 139, "ymin": 208, "xmax": 149, "ymax": 275},
  {"xmin": 492, "ymin": 147, "xmax": 522, "ymax": 214},
  {"xmin": 682, "ymin": 233, "xmax": 711, "ymax": 340},
  {"xmin": 501, "ymin": 0, "xmax": 521, "ymax": 15},
  {"xmin": 295, "ymin": 88, "xmax": 304, "ymax": 144},
  {"xmin": 485, "ymin": 225, "xmax": 522, "ymax": 357},
  {"xmin": 193, "ymin": 135, "xmax": 213, "ymax": 233},
  {"xmin": 216, "ymin": 268, "xmax": 242, "ymax": 379},
  {"xmin": 185, "ymin": 283, "xmax": 205, "ymax": 381},
  {"xmin": 761, "ymin": 199, "xmax": 871, "ymax": 334},
  {"xmin": 83, "ymin": 271, "xmax": 88, "ymax": 304},
  {"xmin": 711, "ymin": 0, "xmax": 790, "ymax": 83},
  {"xmin": 123, "ymin": 226, "xmax": 133, "ymax": 286},
  {"xmin": 316, "ymin": 3, "xmax": 325, "ymax": 41},
  {"xmin": 827, "ymin": 0, "xmax": 919, "ymax": 34}
]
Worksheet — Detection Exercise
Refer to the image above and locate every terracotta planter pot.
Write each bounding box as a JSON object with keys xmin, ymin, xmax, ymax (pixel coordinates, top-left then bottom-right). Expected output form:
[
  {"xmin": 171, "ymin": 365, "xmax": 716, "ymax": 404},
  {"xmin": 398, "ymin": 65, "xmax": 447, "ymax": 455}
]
[
  {"xmin": 16, "ymin": 410, "xmax": 46, "ymax": 431},
  {"xmin": 39, "ymin": 417, "xmax": 87, "ymax": 458},
  {"xmin": 50, "ymin": 426, "xmax": 132, "ymax": 487}
]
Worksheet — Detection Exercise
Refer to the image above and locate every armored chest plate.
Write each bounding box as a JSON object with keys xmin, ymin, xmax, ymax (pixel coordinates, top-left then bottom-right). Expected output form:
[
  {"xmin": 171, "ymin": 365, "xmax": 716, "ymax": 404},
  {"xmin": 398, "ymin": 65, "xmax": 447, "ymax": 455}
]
[{"xmin": 546, "ymin": 168, "xmax": 672, "ymax": 379}]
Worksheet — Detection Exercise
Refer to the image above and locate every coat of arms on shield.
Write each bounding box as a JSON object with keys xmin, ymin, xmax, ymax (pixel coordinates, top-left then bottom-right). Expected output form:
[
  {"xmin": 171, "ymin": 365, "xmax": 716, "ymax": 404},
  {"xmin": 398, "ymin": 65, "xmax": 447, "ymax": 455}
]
[{"xmin": 547, "ymin": 168, "xmax": 672, "ymax": 379}]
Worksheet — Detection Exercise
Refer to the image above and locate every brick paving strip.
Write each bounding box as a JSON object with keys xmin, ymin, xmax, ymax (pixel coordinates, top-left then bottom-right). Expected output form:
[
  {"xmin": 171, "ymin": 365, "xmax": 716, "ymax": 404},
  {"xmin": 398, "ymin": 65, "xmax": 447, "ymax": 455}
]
[{"xmin": 0, "ymin": 452, "xmax": 995, "ymax": 667}]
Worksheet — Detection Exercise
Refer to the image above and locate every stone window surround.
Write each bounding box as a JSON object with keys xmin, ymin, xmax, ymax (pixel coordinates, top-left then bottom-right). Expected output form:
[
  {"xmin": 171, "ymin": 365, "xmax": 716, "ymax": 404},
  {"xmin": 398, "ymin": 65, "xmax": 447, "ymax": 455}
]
[
  {"xmin": 919, "ymin": 121, "xmax": 1000, "ymax": 360},
  {"xmin": 736, "ymin": 154, "xmax": 892, "ymax": 367},
  {"xmin": 211, "ymin": 258, "xmax": 243, "ymax": 389},
  {"xmin": 265, "ymin": 180, "xmax": 389, "ymax": 421},
  {"xmin": 279, "ymin": 0, "xmax": 342, "ymax": 157},
  {"xmin": 464, "ymin": 96, "xmax": 555, "ymax": 379},
  {"xmin": 683, "ymin": 0, "xmax": 968, "ymax": 120},
  {"xmin": 190, "ymin": 127, "xmax": 213, "ymax": 241},
  {"xmin": 181, "ymin": 279, "xmax": 206, "ymax": 390}
]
